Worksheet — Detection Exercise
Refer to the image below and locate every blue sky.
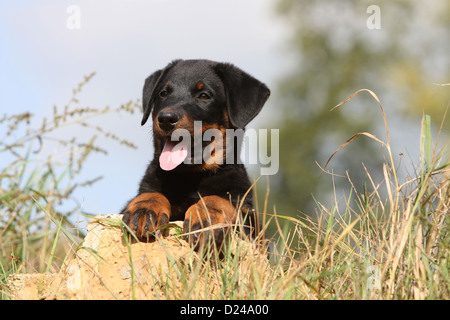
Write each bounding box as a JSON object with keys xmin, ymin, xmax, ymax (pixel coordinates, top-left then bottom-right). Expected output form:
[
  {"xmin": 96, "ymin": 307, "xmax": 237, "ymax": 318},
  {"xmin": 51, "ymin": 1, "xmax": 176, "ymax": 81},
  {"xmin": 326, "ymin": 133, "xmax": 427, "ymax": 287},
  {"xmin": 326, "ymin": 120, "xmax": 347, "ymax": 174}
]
[{"xmin": 0, "ymin": 0, "xmax": 288, "ymax": 221}]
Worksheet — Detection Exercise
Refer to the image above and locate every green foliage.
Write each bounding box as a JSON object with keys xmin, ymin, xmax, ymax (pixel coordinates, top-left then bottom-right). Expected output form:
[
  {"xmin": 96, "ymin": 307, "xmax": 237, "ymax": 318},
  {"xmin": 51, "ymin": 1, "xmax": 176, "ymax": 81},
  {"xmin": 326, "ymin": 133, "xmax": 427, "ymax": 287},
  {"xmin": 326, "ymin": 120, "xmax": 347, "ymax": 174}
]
[{"xmin": 262, "ymin": 0, "xmax": 450, "ymax": 225}]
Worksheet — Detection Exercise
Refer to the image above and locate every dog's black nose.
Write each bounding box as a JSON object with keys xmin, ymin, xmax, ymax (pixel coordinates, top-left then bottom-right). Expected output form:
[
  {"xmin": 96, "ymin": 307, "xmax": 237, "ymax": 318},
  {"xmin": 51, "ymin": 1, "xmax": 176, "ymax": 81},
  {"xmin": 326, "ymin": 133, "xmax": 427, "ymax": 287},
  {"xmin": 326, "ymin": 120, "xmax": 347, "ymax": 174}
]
[{"xmin": 158, "ymin": 111, "xmax": 179, "ymax": 131}]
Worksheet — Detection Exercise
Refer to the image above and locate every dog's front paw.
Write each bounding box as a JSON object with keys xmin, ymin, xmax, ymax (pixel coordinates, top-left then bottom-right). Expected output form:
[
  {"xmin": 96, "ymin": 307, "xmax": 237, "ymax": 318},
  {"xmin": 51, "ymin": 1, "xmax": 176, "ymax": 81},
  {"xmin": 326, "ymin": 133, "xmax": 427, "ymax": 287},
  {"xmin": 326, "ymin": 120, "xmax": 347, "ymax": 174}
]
[
  {"xmin": 183, "ymin": 196, "xmax": 237, "ymax": 251},
  {"xmin": 122, "ymin": 193, "xmax": 171, "ymax": 241}
]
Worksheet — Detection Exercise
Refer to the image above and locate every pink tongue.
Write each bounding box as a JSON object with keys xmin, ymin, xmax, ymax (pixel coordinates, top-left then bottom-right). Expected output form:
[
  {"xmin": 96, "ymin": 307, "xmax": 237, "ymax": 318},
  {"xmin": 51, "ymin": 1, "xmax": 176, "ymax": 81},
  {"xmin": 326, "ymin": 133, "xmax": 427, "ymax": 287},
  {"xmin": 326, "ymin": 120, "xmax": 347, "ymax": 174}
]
[{"xmin": 159, "ymin": 139, "xmax": 188, "ymax": 171}]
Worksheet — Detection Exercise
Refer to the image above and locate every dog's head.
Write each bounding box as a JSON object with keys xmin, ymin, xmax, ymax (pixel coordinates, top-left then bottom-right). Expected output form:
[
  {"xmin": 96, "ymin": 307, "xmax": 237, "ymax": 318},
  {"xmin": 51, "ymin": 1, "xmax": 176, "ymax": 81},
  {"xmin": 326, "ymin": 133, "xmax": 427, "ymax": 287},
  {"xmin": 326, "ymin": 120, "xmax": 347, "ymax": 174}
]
[{"xmin": 141, "ymin": 59, "xmax": 270, "ymax": 171}]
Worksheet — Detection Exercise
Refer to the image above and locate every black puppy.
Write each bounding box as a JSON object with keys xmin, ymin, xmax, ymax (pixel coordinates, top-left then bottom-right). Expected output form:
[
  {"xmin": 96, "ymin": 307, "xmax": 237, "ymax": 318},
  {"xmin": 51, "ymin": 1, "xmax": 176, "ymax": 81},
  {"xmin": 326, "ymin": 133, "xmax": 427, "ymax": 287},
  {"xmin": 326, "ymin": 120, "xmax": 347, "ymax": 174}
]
[{"xmin": 121, "ymin": 59, "xmax": 270, "ymax": 248}]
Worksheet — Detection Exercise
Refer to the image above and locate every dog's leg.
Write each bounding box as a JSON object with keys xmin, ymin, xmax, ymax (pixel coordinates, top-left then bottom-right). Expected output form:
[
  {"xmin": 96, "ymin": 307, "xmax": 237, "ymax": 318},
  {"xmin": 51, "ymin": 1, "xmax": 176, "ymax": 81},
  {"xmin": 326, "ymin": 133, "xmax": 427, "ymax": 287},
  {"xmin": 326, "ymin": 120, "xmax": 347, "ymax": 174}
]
[
  {"xmin": 122, "ymin": 193, "xmax": 171, "ymax": 241},
  {"xmin": 183, "ymin": 195, "xmax": 238, "ymax": 250}
]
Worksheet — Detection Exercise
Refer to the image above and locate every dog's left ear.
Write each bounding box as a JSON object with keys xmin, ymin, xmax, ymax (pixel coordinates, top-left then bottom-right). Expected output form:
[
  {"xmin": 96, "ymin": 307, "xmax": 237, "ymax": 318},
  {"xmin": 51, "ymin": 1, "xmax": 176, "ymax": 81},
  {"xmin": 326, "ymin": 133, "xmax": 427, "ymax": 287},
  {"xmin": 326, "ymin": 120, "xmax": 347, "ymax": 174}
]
[
  {"xmin": 141, "ymin": 60, "xmax": 180, "ymax": 126},
  {"xmin": 214, "ymin": 63, "xmax": 270, "ymax": 128}
]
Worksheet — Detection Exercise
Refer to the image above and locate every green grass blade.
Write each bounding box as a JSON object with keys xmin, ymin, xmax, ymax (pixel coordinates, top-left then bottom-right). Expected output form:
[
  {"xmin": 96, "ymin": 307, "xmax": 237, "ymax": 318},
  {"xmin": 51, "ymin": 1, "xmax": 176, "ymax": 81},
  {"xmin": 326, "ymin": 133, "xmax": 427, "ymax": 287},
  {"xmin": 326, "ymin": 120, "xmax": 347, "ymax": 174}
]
[
  {"xmin": 45, "ymin": 216, "xmax": 63, "ymax": 273},
  {"xmin": 420, "ymin": 114, "xmax": 432, "ymax": 173}
]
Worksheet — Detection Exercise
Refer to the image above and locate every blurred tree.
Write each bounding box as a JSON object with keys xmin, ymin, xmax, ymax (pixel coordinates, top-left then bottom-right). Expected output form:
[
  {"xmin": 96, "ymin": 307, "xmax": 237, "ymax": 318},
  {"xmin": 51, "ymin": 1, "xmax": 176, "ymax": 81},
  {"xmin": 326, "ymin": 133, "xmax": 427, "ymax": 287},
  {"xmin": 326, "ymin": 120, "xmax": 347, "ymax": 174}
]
[{"xmin": 257, "ymin": 0, "xmax": 450, "ymax": 225}]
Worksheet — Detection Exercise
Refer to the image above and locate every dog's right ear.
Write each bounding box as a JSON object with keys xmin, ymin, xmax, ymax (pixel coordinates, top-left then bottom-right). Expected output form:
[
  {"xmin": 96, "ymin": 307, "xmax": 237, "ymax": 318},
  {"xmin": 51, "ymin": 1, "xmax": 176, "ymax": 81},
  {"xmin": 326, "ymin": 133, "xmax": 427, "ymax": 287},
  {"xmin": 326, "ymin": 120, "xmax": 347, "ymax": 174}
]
[
  {"xmin": 141, "ymin": 60, "xmax": 180, "ymax": 126},
  {"xmin": 141, "ymin": 69, "xmax": 163, "ymax": 126}
]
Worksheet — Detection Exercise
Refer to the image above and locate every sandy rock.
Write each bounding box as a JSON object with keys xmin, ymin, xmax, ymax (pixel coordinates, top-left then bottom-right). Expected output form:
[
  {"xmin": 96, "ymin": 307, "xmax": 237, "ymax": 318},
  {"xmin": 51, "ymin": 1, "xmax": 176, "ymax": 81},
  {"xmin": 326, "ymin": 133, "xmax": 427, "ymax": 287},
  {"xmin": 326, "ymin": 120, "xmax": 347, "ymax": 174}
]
[
  {"xmin": 8, "ymin": 214, "xmax": 193, "ymax": 299},
  {"xmin": 7, "ymin": 214, "xmax": 270, "ymax": 300}
]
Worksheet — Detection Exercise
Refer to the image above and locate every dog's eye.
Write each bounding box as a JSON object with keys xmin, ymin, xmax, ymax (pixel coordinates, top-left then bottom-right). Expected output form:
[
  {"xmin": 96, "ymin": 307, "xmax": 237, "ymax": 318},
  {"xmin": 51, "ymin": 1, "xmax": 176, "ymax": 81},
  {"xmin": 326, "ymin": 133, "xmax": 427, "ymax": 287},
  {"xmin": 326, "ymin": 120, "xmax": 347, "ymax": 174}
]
[
  {"xmin": 197, "ymin": 92, "xmax": 211, "ymax": 100},
  {"xmin": 159, "ymin": 90, "xmax": 169, "ymax": 98}
]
